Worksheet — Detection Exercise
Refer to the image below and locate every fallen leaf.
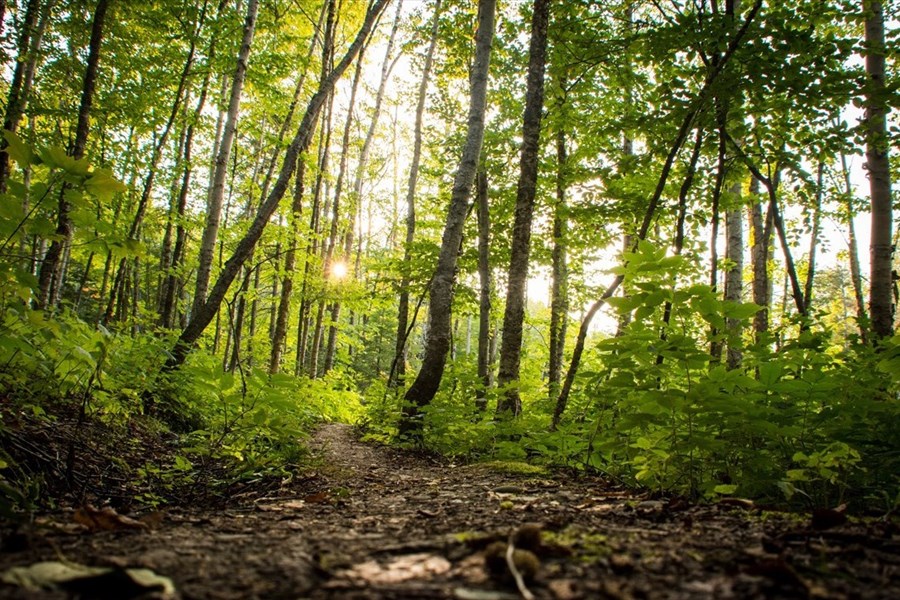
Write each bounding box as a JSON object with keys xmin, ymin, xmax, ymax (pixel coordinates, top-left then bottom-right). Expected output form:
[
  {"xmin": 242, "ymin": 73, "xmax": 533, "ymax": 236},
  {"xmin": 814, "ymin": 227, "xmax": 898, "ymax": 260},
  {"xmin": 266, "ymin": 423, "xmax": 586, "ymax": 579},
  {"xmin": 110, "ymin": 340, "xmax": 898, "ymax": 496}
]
[
  {"xmin": 548, "ymin": 578, "xmax": 580, "ymax": 599},
  {"xmin": 303, "ymin": 491, "xmax": 331, "ymax": 504},
  {"xmin": 2, "ymin": 561, "xmax": 175, "ymax": 599},
  {"xmin": 74, "ymin": 505, "xmax": 147, "ymax": 532}
]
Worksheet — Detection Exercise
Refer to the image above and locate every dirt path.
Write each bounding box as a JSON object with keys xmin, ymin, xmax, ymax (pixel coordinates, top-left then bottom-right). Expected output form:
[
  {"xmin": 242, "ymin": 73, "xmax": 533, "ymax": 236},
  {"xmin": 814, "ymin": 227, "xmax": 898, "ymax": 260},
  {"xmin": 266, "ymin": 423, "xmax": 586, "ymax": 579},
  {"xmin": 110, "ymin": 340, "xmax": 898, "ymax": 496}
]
[{"xmin": 2, "ymin": 423, "xmax": 898, "ymax": 599}]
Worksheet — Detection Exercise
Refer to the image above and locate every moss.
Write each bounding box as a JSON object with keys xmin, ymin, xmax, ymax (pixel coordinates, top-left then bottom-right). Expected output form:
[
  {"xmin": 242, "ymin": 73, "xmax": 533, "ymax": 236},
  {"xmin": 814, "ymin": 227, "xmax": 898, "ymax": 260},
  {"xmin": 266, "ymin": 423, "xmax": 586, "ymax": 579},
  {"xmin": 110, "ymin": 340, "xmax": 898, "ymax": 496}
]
[
  {"xmin": 542, "ymin": 526, "xmax": 613, "ymax": 562},
  {"xmin": 468, "ymin": 460, "xmax": 548, "ymax": 476}
]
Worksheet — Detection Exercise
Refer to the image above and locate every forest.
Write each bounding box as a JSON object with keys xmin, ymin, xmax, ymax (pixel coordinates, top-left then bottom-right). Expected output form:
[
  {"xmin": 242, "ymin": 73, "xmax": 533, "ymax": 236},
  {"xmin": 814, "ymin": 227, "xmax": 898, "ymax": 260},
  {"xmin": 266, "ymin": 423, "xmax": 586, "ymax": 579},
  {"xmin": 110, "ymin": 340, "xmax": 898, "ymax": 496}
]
[{"xmin": 0, "ymin": 0, "xmax": 898, "ymax": 531}]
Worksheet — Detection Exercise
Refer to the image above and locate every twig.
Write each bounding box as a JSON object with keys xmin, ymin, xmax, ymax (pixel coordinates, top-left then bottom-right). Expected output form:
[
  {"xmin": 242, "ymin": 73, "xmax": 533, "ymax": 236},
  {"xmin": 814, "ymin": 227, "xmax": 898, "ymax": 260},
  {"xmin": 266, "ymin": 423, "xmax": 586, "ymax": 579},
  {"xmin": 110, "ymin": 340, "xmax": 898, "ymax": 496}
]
[{"xmin": 506, "ymin": 531, "xmax": 535, "ymax": 600}]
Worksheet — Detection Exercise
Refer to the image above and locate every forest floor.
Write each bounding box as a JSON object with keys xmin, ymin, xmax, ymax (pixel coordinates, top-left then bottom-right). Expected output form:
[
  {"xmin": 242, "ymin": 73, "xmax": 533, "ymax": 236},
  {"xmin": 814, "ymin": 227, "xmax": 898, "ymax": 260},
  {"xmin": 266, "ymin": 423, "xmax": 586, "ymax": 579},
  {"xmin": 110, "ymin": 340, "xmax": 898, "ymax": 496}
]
[{"xmin": 1, "ymin": 422, "xmax": 899, "ymax": 599}]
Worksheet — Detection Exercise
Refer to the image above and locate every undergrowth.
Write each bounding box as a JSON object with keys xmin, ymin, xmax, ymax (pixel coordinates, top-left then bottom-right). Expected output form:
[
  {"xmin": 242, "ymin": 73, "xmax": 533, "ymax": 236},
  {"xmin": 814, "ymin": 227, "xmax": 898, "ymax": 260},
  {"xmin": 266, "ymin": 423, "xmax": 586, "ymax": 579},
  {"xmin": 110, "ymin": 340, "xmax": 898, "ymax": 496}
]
[
  {"xmin": 0, "ymin": 305, "xmax": 360, "ymax": 518},
  {"xmin": 361, "ymin": 244, "xmax": 900, "ymax": 514}
]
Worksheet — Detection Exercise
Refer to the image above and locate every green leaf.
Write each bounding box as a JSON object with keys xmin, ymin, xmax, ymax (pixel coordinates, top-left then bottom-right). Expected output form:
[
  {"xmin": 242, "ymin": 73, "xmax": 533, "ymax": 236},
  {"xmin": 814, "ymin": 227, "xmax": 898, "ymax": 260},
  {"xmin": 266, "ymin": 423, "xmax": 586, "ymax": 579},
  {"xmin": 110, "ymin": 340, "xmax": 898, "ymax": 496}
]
[
  {"xmin": 85, "ymin": 169, "xmax": 126, "ymax": 201},
  {"xmin": 2, "ymin": 131, "xmax": 34, "ymax": 166},
  {"xmin": 713, "ymin": 484, "xmax": 738, "ymax": 495}
]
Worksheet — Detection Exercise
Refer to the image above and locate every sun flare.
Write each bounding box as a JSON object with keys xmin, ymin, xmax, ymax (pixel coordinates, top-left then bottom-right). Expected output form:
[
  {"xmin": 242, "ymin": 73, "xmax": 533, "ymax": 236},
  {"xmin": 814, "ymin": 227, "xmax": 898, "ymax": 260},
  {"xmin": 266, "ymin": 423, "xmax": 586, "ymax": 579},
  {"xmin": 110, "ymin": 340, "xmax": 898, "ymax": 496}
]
[{"xmin": 331, "ymin": 261, "xmax": 348, "ymax": 280}]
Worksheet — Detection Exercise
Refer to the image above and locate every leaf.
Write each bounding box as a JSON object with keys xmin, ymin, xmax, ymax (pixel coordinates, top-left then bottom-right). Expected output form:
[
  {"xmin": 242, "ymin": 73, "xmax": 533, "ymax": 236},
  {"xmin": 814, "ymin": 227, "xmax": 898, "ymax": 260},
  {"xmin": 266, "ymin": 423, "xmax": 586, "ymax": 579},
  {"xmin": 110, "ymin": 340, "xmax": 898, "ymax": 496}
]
[
  {"xmin": 1, "ymin": 561, "xmax": 175, "ymax": 598},
  {"xmin": 85, "ymin": 168, "xmax": 126, "ymax": 201},
  {"xmin": 2, "ymin": 131, "xmax": 34, "ymax": 166},
  {"xmin": 713, "ymin": 484, "xmax": 738, "ymax": 495},
  {"xmin": 39, "ymin": 146, "xmax": 90, "ymax": 176},
  {"xmin": 74, "ymin": 504, "xmax": 147, "ymax": 532}
]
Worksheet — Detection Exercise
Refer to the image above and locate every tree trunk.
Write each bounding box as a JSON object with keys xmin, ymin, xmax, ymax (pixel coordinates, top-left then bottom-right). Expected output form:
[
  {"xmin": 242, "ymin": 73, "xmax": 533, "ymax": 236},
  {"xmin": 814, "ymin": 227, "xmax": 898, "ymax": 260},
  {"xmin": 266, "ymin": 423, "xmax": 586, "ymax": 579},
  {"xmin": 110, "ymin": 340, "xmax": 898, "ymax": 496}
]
[
  {"xmin": 270, "ymin": 159, "xmax": 306, "ymax": 373},
  {"xmin": 392, "ymin": 0, "xmax": 442, "ymax": 389},
  {"xmin": 326, "ymin": 2, "xmax": 402, "ymax": 373},
  {"xmin": 748, "ymin": 176, "xmax": 772, "ymax": 339},
  {"xmin": 496, "ymin": 0, "xmax": 551, "ymax": 416},
  {"xmin": 803, "ymin": 160, "xmax": 824, "ymax": 310},
  {"xmin": 191, "ymin": 0, "xmax": 259, "ymax": 318},
  {"xmin": 475, "ymin": 170, "xmax": 492, "ymax": 410},
  {"xmin": 399, "ymin": 0, "xmax": 497, "ymax": 436},
  {"xmin": 36, "ymin": 0, "xmax": 109, "ymax": 310},
  {"xmin": 863, "ymin": 0, "xmax": 894, "ymax": 340},
  {"xmin": 724, "ymin": 186, "xmax": 743, "ymax": 369},
  {"xmin": 168, "ymin": 0, "xmax": 391, "ymax": 369},
  {"xmin": 840, "ymin": 151, "xmax": 868, "ymax": 341},
  {"xmin": 0, "ymin": 0, "xmax": 44, "ymax": 192},
  {"xmin": 548, "ymin": 128, "xmax": 568, "ymax": 403},
  {"xmin": 322, "ymin": 37, "xmax": 370, "ymax": 375}
]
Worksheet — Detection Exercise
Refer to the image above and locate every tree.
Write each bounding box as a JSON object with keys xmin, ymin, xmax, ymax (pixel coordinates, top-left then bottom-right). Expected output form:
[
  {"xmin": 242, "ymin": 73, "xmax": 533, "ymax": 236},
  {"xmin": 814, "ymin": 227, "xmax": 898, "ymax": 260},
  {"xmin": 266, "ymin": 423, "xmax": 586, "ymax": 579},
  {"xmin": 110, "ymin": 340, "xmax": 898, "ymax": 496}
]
[
  {"xmin": 399, "ymin": 0, "xmax": 497, "ymax": 436},
  {"xmin": 862, "ymin": 0, "xmax": 894, "ymax": 340},
  {"xmin": 391, "ymin": 0, "xmax": 443, "ymax": 390},
  {"xmin": 36, "ymin": 0, "xmax": 110, "ymax": 310},
  {"xmin": 167, "ymin": 0, "xmax": 392, "ymax": 369},
  {"xmin": 191, "ymin": 0, "xmax": 259, "ymax": 319},
  {"xmin": 495, "ymin": 0, "xmax": 551, "ymax": 416}
]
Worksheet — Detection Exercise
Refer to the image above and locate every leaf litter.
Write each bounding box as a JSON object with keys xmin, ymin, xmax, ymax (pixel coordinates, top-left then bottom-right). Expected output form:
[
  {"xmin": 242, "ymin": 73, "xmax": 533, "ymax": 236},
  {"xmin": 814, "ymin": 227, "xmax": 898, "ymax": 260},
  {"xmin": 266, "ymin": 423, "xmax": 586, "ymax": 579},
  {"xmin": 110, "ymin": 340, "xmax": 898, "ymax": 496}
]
[{"xmin": 1, "ymin": 423, "xmax": 898, "ymax": 599}]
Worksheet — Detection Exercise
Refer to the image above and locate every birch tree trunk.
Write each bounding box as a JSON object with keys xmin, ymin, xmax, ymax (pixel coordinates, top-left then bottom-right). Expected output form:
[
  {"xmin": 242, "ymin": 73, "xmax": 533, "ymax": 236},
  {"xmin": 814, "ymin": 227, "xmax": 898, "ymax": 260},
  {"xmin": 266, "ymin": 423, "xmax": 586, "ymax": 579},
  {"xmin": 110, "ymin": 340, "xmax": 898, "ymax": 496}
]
[
  {"xmin": 191, "ymin": 0, "xmax": 259, "ymax": 318},
  {"xmin": 400, "ymin": 0, "xmax": 497, "ymax": 435}
]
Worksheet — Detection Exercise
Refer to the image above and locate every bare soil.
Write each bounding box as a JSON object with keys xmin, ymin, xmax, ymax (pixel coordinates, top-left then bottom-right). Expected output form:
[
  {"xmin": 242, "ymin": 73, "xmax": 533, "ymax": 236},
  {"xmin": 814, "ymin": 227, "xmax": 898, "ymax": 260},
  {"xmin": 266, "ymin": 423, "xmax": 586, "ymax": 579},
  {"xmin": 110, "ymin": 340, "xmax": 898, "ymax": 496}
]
[{"xmin": 1, "ymin": 423, "xmax": 898, "ymax": 599}]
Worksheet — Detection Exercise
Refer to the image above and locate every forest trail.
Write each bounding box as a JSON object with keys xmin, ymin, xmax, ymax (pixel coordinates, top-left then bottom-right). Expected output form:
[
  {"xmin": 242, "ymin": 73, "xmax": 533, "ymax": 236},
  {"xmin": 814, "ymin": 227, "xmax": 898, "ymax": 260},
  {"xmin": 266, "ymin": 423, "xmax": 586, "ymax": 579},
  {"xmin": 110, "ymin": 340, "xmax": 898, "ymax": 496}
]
[{"xmin": 1, "ymin": 423, "xmax": 898, "ymax": 599}]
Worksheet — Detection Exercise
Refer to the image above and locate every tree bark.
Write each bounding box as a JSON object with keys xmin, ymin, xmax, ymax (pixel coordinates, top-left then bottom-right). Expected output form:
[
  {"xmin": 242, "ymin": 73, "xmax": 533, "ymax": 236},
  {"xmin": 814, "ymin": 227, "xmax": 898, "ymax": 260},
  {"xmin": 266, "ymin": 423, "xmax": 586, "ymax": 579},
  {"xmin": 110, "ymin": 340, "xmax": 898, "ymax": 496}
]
[
  {"xmin": 748, "ymin": 176, "xmax": 772, "ymax": 339},
  {"xmin": 496, "ymin": 0, "xmax": 551, "ymax": 416},
  {"xmin": 0, "ymin": 0, "xmax": 44, "ymax": 192},
  {"xmin": 191, "ymin": 0, "xmax": 259, "ymax": 318},
  {"xmin": 840, "ymin": 151, "xmax": 868, "ymax": 341},
  {"xmin": 270, "ymin": 158, "xmax": 307, "ymax": 373},
  {"xmin": 168, "ymin": 0, "xmax": 391, "ymax": 369},
  {"xmin": 803, "ymin": 160, "xmax": 824, "ymax": 310},
  {"xmin": 399, "ymin": 0, "xmax": 497, "ymax": 436},
  {"xmin": 391, "ymin": 0, "xmax": 443, "ymax": 390},
  {"xmin": 863, "ymin": 0, "xmax": 894, "ymax": 340},
  {"xmin": 475, "ymin": 170, "xmax": 492, "ymax": 410},
  {"xmin": 548, "ymin": 128, "xmax": 569, "ymax": 403},
  {"xmin": 36, "ymin": 0, "xmax": 109, "ymax": 310}
]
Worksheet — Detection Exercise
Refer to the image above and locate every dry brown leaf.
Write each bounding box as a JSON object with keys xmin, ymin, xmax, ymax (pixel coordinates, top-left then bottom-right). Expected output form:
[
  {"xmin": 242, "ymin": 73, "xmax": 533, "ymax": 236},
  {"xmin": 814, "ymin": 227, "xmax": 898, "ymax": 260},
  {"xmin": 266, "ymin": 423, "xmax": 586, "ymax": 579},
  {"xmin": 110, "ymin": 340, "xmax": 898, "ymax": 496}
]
[{"xmin": 74, "ymin": 504, "xmax": 147, "ymax": 532}]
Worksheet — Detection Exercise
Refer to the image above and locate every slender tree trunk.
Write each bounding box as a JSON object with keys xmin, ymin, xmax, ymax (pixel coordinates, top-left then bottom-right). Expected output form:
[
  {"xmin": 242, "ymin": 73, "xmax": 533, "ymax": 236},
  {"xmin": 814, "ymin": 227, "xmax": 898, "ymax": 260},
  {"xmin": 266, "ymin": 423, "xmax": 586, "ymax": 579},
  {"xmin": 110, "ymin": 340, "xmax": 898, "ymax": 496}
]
[
  {"xmin": 653, "ymin": 128, "xmax": 704, "ymax": 371},
  {"xmin": 724, "ymin": 186, "xmax": 743, "ymax": 369},
  {"xmin": 105, "ymin": 2, "xmax": 209, "ymax": 323},
  {"xmin": 840, "ymin": 151, "xmax": 868, "ymax": 341},
  {"xmin": 475, "ymin": 170, "xmax": 492, "ymax": 411},
  {"xmin": 0, "ymin": 0, "xmax": 44, "ymax": 192},
  {"xmin": 496, "ymin": 0, "xmax": 550, "ymax": 416},
  {"xmin": 192, "ymin": 0, "xmax": 259, "ymax": 318},
  {"xmin": 548, "ymin": 128, "xmax": 569, "ymax": 403},
  {"xmin": 36, "ymin": 0, "xmax": 109, "ymax": 310},
  {"xmin": 270, "ymin": 159, "xmax": 306, "ymax": 373},
  {"xmin": 804, "ymin": 160, "xmax": 824, "ymax": 310},
  {"xmin": 400, "ymin": 0, "xmax": 497, "ymax": 435},
  {"xmin": 168, "ymin": 0, "xmax": 391, "ymax": 369},
  {"xmin": 863, "ymin": 0, "xmax": 894, "ymax": 340},
  {"xmin": 322, "ymin": 37, "xmax": 370, "ymax": 375},
  {"xmin": 392, "ymin": 0, "xmax": 442, "ymax": 389},
  {"xmin": 749, "ymin": 176, "xmax": 772, "ymax": 339}
]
